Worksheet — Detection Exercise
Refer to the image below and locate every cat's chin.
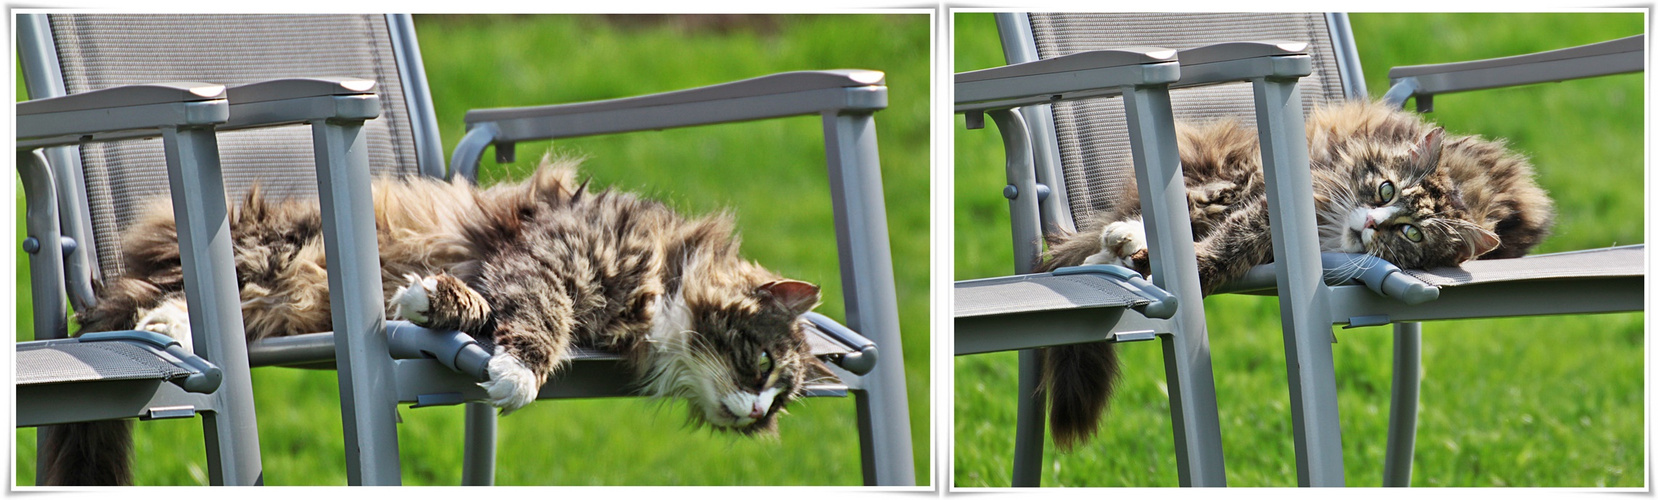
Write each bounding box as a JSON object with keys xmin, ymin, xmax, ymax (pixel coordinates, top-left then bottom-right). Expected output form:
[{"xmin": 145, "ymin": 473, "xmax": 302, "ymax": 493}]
[
  {"xmin": 693, "ymin": 397, "xmax": 783, "ymax": 435},
  {"xmin": 705, "ymin": 413, "xmax": 780, "ymax": 436}
]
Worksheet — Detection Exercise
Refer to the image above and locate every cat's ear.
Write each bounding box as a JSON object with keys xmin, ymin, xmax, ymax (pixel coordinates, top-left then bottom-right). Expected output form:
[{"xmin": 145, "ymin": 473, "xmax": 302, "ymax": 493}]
[
  {"xmin": 758, "ymin": 280, "xmax": 820, "ymax": 315},
  {"xmin": 1408, "ymin": 127, "xmax": 1445, "ymax": 176},
  {"xmin": 1455, "ymin": 225, "xmax": 1502, "ymax": 262}
]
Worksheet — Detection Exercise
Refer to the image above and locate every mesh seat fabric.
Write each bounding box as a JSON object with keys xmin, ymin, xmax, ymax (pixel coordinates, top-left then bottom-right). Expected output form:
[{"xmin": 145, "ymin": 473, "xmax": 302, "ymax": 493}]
[
  {"xmin": 47, "ymin": 14, "xmax": 423, "ymax": 284},
  {"xmin": 17, "ymin": 340, "xmax": 191, "ymax": 386},
  {"xmin": 1404, "ymin": 245, "xmax": 1644, "ymax": 287},
  {"xmin": 956, "ymin": 273, "xmax": 1152, "ymax": 318}
]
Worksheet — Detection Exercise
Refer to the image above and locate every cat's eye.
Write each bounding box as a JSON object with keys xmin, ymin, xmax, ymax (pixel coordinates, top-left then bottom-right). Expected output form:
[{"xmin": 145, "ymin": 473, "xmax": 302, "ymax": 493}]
[
  {"xmin": 1399, "ymin": 224, "xmax": 1423, "ymax": 242},
  {"xmin": 758, "ymin": 351, "xmax": 774, "ymax": 375},
  {"xmin": 1378, "ymin": 181, "xmax": 1396, "ymax": 204}
]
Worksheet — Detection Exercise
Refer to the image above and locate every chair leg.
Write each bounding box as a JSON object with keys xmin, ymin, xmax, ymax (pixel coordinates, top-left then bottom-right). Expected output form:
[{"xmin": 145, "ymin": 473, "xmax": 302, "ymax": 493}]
[
  {"xmin": 1383, "ymin": 322, "xmax": 1422, "ymax": 487},
  {"xmin": 461, "ymin": 402, "xmax": 497, "ymax": 485},
  {"xmin": 1011, "ymin": 349, "xmax": 1046, "ymax": 487},
  {"xmin": 821, "ymin": 110, "xmax": 915, "ymax": 486},
  {"xmin": 1250, "ymin": 76, "xmax": 1346, "ymax": 487},
  {"xmin": 160, "ymin": 126, "xmax": 263, "ymax": 485},
  {"xmin": 1122, "ymin": 84, "xmax": 1227, "ymax": 487},
  {"xmin": 311, "ymin": 118, "xmax": 403, "ymax": 485}
]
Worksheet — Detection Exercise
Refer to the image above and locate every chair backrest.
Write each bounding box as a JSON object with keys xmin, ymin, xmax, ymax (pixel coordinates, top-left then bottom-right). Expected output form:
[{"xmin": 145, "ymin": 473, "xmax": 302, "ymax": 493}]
[
  {"xmin": 1004, "ymin": 13, "xmax": 1364, "ymax": 232},
  {"xmin": 23, "ymin": 14, "xmax": 443, "ymax": 285}
]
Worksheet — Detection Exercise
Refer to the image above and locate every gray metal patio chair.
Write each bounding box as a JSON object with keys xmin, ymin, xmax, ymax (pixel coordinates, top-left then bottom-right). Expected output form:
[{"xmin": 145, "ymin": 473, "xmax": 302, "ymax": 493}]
[
  {"xmin": 17, "ymin": 13, "xmax": 912, "ymax": 486},
  {"xmin": 18, "ymin": 71, "xmax": 389, "ymax": 486},
  {"xmin": 959, "ymin": 12, "xmax": 1642, "ymax": 487},
  {"xmin": 955, "ymin": 12, "xmax": 1364, "ymax": 486}
]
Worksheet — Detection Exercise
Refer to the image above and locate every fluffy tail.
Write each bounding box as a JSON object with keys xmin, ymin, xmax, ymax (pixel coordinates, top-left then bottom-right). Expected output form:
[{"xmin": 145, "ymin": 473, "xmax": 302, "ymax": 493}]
[
  {"xmin": 43, "ymin": 277, "xmax": 161, "ymax": 486},
  {"xmin": 38, "ymin": 421, "xmax": 134, "ymax": 485},
  {"xmin": 1037, "ymin": 342, "xmax": 1120, "ymax": 452}
]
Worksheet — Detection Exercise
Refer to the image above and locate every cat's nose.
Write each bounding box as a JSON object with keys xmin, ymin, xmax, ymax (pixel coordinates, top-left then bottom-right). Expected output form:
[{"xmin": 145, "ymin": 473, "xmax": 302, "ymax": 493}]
[
  {"xmin": 748, "ymin": 404, "xmax": 766, "ymax": 419},
  {"xmin": 1363, "ymin": 216, "xmax": 1377, "ymax": 230}
]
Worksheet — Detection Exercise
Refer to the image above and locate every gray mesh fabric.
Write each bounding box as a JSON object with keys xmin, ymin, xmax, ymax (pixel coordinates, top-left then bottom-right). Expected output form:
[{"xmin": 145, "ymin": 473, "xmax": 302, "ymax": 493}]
[
  {"xmin": 1024, "ymin": 13, "xmax": 1351, "ymax": 229},
  {"xmin": 1403, "ymin": 245, "xmax": 1644, "ymax": 287},
  {"xmin": 956, "ymin": 273, "xmax": 1150, "ymax": 318},
  {"xmin": 16, "ymin": 341, "xmax": 190, "ymax": 386},
  {"xmin": 47, "ymin": 14, "xmax": 422, "ymax": 283}
]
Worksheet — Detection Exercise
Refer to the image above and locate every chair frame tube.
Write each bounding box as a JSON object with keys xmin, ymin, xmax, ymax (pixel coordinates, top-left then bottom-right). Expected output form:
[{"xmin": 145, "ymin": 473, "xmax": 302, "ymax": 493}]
[
  {"xmin": 995, "ymin": 13, "xmax": 1075, "ymax": 234},
  {"xmin": 160, "ymin": 124, "xmax": 265, "ymax": 486},
  {"xmin": 309, "ymin": 111, "xmax": 403, "ymax": 485},
  {"xmin": 821, "ymin": 109, "xmax": 917, "ymax": 486},
  {"xmin": 1249, "ymin": 73, "xmax": 1346, "ymax": 487},
  {"xmin": 1121, "ymin": 83, "xmax": 1228, "ymax": 487}
]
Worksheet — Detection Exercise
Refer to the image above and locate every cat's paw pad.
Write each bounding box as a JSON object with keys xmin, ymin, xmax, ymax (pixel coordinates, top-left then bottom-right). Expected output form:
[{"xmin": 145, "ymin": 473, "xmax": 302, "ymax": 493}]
[
  {"xmin": 136, "ymin": 299, "xmax": 194, "ymax": 354},
  {"xmin": 389, "ymin": 274, "xmax": 437, "ymax": 325},
  {"xmin": 1083, "ymin": 220, "xmax": 1150, "ymax": 276},
  {"xmin": 479, "ymin": 348, "xmax": 539, "ymax": 415}
]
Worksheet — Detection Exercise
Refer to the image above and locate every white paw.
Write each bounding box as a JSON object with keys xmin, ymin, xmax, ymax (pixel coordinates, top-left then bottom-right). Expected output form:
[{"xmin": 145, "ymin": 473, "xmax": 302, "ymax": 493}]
[
  {"xmin": 389, "ymin": 274, "xmax": 437, "ymax": 325},
  {"xmin": 1082, "ymin": 219, "xmax": 1148, "ymax": 270},
  {"xmin": 136, "ymin": 298, "xmax": 194, "ymax": 354},
  {"xmin": 478, "ymin": 347, "xmax": 539, "ymax": 415}
]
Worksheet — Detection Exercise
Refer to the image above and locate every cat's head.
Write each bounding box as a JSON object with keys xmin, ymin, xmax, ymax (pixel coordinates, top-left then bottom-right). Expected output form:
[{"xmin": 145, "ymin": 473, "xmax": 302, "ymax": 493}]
[
  {"xmin": 643, "ymin": 273, "xmax": 830, "ymax": 435},
  {"xmin": 1316, "ymin": 127, "xmax": 1501, "ymax": 269}
]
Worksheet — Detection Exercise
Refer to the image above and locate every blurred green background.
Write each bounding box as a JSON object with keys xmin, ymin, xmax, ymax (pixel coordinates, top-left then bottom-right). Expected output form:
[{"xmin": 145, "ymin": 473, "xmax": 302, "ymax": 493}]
[
  {"xmin": 16, "ymin": 13, "xmax": 930, "ymax": 486},
  {"xmin": 954, "ymin": 13, "xmax": 1643, "ymax": 487}
]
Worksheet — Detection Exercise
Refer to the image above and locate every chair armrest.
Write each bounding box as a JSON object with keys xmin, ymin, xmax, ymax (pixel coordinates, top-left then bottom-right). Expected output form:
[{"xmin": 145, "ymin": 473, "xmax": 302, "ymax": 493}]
[
  {"xmin": 1214, "ymin": 252, "xmax": 1440, "ymax": 305},
  {"xmin": 16, "ymin": 82, "xmax": 228, "ymax": 149},
  {"xmin": 385, "ymin": 321, "xmax": 491, "ymax": 382},
  {"xmin": 803, "ymin": 312, "xmax": 878, "ymax": 376},
  {"xmin": 451, "ymin": 69, "xmax": 887, "ymax": 179},
  {"xmin": 1383, "ymin": 34, "xmax": 1643, "ymax": 110},
  {"xmin": 1170, "ymin": 41, "xmax": 1312, "ymax": 88},
  {"xmin": 222, "ymin": 76, "xmax": 381, "ymax": 130},
  {"xmin": 954, "ymin": 47, "xmax": 1180, "ymax": 114},
  {"xmin": 16, "ymin": 77, "xmax": 385, "ymax": 150},
  {"xmin": 952, "ymin": 41, "xmax": 1311, "ymax": 115}
]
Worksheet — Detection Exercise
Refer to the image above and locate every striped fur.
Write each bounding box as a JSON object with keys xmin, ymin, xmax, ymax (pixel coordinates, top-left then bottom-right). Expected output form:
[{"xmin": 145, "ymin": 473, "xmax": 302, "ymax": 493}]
[{"xmin": 57, "ymin": 157, "xmax": 826, "ymax": 484}]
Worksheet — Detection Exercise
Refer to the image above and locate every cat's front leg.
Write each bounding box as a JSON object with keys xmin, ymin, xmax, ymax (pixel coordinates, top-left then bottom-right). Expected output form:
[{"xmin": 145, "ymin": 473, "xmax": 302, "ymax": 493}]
[
  {"xmin": 389, "ymin": 273, "xmax": 493, "ymax": 333},
  {"xmin": 479, "ymin": 321, "xmax": 571, "ymax": 415},
  {"xmin": 1082, "ymin": 219, "xmax": 1152, "ymax": 276},
  {"xmin": 134, "ymin": 296, "xmax": 194, "ymax": 354}
]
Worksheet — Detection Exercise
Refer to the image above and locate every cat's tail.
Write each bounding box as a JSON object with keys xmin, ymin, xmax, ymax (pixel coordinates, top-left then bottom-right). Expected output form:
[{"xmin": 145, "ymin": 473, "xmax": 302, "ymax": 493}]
[
  {"xmin": 38, "ymin": 277, "xmax": 165, "ymax": 485},
  {"xmin": 38, "ymin": 421, "xmax": 134, "ymax": 485},
  {"xmin": 1029, "ymin": 225, "xmax": 1127, "ymax": 451},
  {"xmin": 1037, "ymin": 342, "xmax": 1121, "ymax": 452}
]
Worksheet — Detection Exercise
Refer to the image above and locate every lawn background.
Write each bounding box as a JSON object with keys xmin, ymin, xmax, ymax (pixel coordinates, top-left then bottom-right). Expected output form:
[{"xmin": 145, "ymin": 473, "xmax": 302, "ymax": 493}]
[
  {"xmin": 954, "ymin": 12, "xmax": 1644, "ymax": 487},
  {"xmin": 15, "ymin": 13, "xmax": 931, "ymax": 486}
]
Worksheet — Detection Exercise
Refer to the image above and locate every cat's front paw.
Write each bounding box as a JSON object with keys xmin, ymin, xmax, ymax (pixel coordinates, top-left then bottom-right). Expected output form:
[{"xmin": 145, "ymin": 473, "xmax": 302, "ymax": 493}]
[
  {"xmin": 1082, "ymin": 220, "xmax": 1151, "ymax": 276},
  {"xmin": 389, "ymin": 273, "xmax": 437, "ymax": 325},
  {"xmin": 479, "ymin": 347, "xmax": 539, "ymax": 415},
  {"xmin": 136, "ymin": 298, "xmax": 194, "ymax": 354}
]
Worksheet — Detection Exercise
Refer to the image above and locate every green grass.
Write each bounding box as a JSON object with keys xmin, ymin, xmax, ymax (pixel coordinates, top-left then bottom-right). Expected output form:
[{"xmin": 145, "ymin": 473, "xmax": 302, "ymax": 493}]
[
  {"xmin": 16, "ymin": 14, "xmax": 930, "ymax": 486},
  {"xmin": 953, "ymin": 12, "xmax": 1644, "ymax": 487}
]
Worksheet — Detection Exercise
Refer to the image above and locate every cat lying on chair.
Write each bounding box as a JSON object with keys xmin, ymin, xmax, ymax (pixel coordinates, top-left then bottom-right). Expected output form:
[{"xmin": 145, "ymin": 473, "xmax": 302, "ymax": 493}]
[
  {"xmin": 47, "ymin": 157, "xmax": 833, "ymax": 485},
  {"xmin": 1034, "ymin": 100, "xmax": 1555, "ymax": 450}
]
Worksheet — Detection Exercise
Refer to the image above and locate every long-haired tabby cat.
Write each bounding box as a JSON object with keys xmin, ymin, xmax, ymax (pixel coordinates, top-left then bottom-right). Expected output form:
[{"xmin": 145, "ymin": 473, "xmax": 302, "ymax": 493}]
[
  {"xmin": 45, "ymin": 158, "xmax": 833, "ymax": 485},
  {"xmin": 1035, "ymin": 100, "xmax": 1554, "ymax": 450}
]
